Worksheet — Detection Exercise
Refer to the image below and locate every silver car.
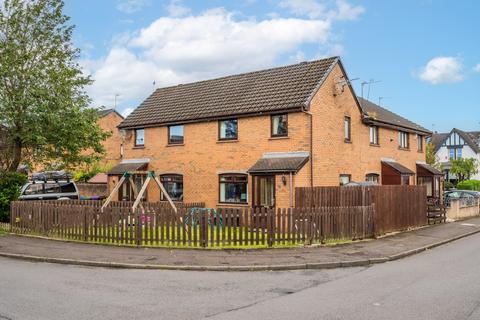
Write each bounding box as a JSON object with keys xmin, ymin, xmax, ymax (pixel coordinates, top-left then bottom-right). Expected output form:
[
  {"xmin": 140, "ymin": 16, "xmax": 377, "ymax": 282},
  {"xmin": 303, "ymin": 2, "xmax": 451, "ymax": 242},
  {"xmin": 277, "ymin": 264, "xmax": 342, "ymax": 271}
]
[{"xmin": 19, "ymin": 181, "xmax": 79, "ymax": 201}]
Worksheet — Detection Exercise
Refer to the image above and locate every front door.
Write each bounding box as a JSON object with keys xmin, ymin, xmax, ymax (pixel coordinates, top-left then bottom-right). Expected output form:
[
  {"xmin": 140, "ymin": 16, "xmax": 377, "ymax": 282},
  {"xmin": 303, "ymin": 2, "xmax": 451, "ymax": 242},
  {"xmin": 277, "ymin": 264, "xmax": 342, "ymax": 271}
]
[{"xmin": 253, "ymin": 175, "xmax": 276, "ymax": 208}]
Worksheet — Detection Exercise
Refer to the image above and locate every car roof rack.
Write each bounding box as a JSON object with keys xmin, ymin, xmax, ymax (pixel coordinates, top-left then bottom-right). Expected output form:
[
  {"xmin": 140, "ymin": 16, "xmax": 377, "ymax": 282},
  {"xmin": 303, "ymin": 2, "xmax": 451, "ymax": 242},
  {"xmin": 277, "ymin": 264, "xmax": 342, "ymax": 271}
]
[{"xmin": 31, "ymin": 171, "xmax": 73, "ymax": 184}]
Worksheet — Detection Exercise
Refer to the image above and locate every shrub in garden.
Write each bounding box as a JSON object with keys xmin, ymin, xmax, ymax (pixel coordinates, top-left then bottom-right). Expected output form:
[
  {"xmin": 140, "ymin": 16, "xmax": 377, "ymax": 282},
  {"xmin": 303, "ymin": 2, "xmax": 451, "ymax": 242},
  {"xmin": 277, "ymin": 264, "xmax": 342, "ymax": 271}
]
[
  {"xmin": 0, "ymin": 172, "xmax": 27, "ymax": 222},
  {"xmin": 456, "ymin": 180, "xmax": 480, "ymax": 191},
  {"xmin": 443, "ymin": 181, "xmax": 455, "ymax": 190}
]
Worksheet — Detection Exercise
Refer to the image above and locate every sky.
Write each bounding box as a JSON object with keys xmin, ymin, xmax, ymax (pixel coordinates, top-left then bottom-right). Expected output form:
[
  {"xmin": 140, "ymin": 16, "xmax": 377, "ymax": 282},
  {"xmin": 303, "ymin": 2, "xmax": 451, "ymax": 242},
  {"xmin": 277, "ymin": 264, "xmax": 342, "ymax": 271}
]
[{"xmin": 64, "ymin": 0, "xmax": 480, "ymax": 133}]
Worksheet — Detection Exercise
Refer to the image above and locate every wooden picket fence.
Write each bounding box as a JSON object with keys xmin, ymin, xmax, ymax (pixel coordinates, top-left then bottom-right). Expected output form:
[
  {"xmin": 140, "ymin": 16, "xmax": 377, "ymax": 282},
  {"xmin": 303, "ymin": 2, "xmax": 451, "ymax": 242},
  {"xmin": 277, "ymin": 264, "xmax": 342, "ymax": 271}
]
[
  {"xmin": 295, "ymin": 185, "xmax": 428, "ymax": 235},
  {"xmin": 10, "ymin": 201, "xmax": 374, "ymax": 248}
]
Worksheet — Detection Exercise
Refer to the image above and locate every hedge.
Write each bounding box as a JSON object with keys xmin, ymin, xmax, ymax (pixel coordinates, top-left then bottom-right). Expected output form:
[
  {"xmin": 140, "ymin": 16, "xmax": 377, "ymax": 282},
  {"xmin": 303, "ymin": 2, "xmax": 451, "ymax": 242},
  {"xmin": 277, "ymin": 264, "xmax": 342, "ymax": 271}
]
[
  {"xmin": 0, "ymin": 172, "xmax": 28, "ymax": 222},
  {"xmin": 456, "ymin": 180, "xmax": 480, "ymax": 191}
]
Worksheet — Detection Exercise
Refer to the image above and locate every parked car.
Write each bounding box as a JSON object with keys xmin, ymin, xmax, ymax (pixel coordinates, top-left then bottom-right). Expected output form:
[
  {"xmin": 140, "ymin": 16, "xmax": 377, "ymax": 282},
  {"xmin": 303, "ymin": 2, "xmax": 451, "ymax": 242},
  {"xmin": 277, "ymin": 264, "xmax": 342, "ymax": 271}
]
[
  {"xmin": 18, "ymin": 171, "xmax": 79, "ymax": 201},
  {"xmin": 444, "ymin": 190, "xmax": 480, "ymax": 207}
]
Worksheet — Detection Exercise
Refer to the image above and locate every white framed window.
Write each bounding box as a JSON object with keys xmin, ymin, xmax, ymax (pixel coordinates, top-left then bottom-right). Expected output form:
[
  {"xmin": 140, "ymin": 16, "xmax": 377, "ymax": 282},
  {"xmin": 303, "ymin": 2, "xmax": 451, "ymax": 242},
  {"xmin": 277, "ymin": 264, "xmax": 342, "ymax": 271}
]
[
  {"xmin": 399, "ymin": 131, "xmax": 409, "ymax": 149},
  {"xmin": 344, "ymin": 116, "xmax": 351, "ymax": 142},
  {"xmin": 366, "ymin": 173, "xmax": 379, "ymax": 183},
  {"xmin": 369, "ymin": 126, "xmax": 378, "ymax": 145},
  {"xmin": 339, "ymin": 174, "xmax": 351, "ymax": 186},
  {"xmin": 135, "ymin": 129, "xmax": 144, "ymax": 146},
  {"xmin": 417, "ymin": 134, "xmax": 423, "ymax": 152}
]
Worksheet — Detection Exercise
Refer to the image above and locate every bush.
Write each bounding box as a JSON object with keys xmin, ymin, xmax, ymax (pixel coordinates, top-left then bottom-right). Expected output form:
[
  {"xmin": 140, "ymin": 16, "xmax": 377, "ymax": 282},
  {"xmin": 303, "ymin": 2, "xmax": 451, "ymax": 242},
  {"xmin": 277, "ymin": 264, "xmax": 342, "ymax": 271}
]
[
  {"xmin": 0, "ymin": 172, "xmax": 28, "ymax": 222},
  {"xmin": 444, "ymin": 181, "xmax": 455, "ymax": 190},
  {"xmin": 456, "ymin": 180, "xmax": 480, "ymax": 191},
  {"xmin": 74, "ymin": 163, "xmax": 112, "ymax": 183}
]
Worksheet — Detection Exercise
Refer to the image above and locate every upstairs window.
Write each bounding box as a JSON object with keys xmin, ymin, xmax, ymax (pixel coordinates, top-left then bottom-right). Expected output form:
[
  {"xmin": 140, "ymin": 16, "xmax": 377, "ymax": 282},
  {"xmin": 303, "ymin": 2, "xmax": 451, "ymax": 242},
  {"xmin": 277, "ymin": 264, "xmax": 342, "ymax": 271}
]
[
  {"xmin": 135, "ymin": 129, "xmax": 145, "ymax": 146},
  {"xmin": 417, "ymin": 134, "xmax": 423, "ymax": 152},
  {"xmin": 369, "ymin": 126, "xmax": 379, "ymax": 145},
  {"xmin": 344, "ymin": 116, "xmax": 351, "ymax": 142},
  {"xmin": 271, "ymin": 114, "xmax": 288, "ymax": 137},
  {"xmin": 219, "ymin": 174, "xmax": 248, "ymax": 204},
  {"xmin": 449, "ymin": 147, "xmax": 462, "ymax": 160},
  {"xmin": 160, "ymin": 174, "xmax": 183, "ymax": 201},
  {"xmin": 219, "ymin": 119, "xmax": 238, "ymax": 140},
  {"xmin": 399, "ymin": 131, "xmax": 409, "ymax": 149},
  {"xmin": 168, "ymin": 125, "xmax": 184, "ymax": 145}
]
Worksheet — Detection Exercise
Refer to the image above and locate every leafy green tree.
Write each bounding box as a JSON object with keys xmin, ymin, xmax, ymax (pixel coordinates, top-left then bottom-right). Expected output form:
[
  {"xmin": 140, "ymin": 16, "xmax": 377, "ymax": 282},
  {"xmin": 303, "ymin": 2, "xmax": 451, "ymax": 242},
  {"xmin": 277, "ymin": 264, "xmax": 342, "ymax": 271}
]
[
  {"xmin": 0, "ymin": 172, "xmax": 27, "ymax": 222},
  {"xmin": 450, "ymin": 158, "xmax": 478, "ymax": 182},
  {"xmin": 426, "ymin": 142, "xmax": 439, "ymax": 167},
  {"xmin": 0, "ymin": 0, "xmax": 109, "ymax": 172}
]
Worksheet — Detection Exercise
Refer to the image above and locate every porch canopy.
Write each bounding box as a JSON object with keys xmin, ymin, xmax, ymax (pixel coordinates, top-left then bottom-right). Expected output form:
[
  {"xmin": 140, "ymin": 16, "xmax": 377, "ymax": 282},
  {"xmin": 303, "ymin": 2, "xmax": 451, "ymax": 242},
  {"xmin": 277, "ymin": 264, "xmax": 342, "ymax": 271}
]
[
  {"xmin": 416, "ymin": 163, "xmax": 443, "ymax": 176},
  {"xmin": 248, "ymin": 152, "xmax": 309, "ymax": 174},
  {"xmin": 381, "ymin": 161, "xmax": 415, "ymax": 175},
  {"xmin": 108, "ymin": 159, "xmax": 149, "ymax": 175}
]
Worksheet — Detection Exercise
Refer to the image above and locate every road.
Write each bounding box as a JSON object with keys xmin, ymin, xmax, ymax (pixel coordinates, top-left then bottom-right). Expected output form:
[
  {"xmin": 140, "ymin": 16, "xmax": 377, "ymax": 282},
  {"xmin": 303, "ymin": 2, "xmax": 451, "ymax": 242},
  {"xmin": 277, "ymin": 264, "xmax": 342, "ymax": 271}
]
[{"xmin": 1, "ymin": 233, "xmax": 480, "ymax": 320}]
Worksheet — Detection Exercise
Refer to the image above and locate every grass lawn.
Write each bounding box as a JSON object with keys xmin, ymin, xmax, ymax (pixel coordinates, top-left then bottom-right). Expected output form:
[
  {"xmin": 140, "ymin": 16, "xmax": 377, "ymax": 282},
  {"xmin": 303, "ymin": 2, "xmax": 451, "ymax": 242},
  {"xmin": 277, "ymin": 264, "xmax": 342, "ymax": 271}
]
[{"xmin": 28, "ymin": 225, "xmax": 356, "ymax": 249}]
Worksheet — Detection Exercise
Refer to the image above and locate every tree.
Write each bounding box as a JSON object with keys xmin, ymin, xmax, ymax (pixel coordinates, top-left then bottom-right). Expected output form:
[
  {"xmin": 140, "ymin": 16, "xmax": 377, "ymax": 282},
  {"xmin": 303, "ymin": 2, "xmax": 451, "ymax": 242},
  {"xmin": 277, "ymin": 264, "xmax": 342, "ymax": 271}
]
[
  {"xmin": 0, "ymin": 0, "xmax": 109, "ymax": 172},
  {"xmin": 425, "ymin": 142, "xmax": 439, "ymax": 167},
  {"xmin": 450, "ymin": 158, "xmax": 478, "ymax": 182}
]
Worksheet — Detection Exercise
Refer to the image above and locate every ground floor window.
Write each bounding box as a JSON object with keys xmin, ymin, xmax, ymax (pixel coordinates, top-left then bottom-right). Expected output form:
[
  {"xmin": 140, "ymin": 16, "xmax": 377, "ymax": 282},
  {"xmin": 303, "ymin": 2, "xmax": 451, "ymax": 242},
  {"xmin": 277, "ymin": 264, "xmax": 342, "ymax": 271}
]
[
  {"xmin": 366, "ymin": 173, "xmax": 379, "ymax": 183},
  {"xmin": 339, "ymin": 174, "xmax": 351, "ymax": 186},
  {"xmin": 401, "ymin": 175, "xmax": 410, "ymax": 185},
  {"xmin": 160, "ymin": 174, "xmax": 183, "ymax": 201},
  {"xmin": 219, "ymin": 174, "xmax": 248, "ymax": 204}
]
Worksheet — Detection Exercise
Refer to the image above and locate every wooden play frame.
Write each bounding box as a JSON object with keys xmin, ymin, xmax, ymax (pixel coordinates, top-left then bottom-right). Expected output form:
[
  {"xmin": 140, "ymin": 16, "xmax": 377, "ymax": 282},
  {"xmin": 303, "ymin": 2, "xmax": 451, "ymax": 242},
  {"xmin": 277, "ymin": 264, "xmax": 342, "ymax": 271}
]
[{"xmin": 101, "ymin": 171, "xmax": 177, "ymax": 213}]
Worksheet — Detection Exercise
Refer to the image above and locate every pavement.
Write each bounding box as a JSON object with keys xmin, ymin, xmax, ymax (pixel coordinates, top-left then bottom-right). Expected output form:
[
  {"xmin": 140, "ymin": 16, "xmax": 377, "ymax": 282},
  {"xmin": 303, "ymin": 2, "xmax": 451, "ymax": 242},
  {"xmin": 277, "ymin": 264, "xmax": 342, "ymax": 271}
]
[
  {"xmin": 1, "ymin": 217, "xmax": 480, "ymax": 271},
  {"xmin": 2, "ymin": 232, "xmax": 480, "ymax": 319}
]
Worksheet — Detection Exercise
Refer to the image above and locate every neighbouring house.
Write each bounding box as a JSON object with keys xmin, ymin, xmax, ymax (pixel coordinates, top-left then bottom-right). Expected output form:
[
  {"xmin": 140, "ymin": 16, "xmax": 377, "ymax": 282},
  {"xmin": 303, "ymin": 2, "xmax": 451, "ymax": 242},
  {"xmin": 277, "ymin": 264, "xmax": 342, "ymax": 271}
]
[
  {"xmin": 108, "ymin": 57, "xmax": 434, "ymax": 208},
  {"xmin": 431, "ymin": 128, "xmax": 480, "ymax": 184},
  {"xmin": 97, "ymin": 108, "xmax": 125, "ymax": 166}
]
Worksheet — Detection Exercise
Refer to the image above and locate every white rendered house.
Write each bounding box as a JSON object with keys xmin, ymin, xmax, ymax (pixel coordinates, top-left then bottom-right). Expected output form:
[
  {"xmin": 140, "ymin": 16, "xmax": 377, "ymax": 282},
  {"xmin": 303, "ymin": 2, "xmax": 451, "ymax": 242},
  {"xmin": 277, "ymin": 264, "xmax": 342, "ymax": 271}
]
[{"xmin": 431, "ymin": 128, "xmax": 480, "ymax": 182}]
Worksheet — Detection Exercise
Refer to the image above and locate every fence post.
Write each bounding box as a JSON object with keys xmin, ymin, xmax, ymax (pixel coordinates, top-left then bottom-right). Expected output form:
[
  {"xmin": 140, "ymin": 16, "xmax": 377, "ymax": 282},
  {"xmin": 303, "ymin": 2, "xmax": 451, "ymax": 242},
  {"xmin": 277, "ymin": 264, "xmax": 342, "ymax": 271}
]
[
  {"xmin": 135, "ymin": 209, "xmax": 142, "ymax": 246},
  {"xmin": 84, "ymin": 208, "xmax": 88, "ymax": 241},
  {"xmin": 267, "ymin": 208, "xmax": 273, "ymax": 247}
]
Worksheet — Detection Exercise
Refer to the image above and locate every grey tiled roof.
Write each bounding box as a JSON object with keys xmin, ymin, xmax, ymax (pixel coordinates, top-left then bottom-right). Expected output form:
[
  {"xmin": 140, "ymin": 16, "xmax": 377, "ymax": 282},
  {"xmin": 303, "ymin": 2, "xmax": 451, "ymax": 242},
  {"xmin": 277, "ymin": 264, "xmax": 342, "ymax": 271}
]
[
  {"xmin": 248, "ymin": 156, "xmax": 309, "ymax": 173},
  {"xmin": 119, "ymin": 57, "xmax": 339, "ymax": 129},
  {"xmin": 358, "ymin": 97, "xmax": 431, "ymax": 134},
  {"xmin": 97, "ymin": 108, "xmax": 124, "ymax": 119},
  {"xmin": 430, "ymin": 133, "xmax": 448, "ymax": 152},
  {"xmin": 382, "ymin": 161, "xmax": 415, "ymax": 175},
  {"xmin": 431, "ymin": 128, "xmax": 480, "ymax": 153}
]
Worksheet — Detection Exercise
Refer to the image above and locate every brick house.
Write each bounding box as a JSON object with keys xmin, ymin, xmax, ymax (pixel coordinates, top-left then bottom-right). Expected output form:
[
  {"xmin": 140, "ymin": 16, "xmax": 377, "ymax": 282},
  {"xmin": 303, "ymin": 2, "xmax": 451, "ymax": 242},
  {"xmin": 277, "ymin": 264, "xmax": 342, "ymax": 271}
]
[
  {"xmin": 108, "ymin": 57, "xmax": 435, "ymax": 208},
  {"xmin": 97, "ymin": 108, "xmax": 124, "ymax": 167}
]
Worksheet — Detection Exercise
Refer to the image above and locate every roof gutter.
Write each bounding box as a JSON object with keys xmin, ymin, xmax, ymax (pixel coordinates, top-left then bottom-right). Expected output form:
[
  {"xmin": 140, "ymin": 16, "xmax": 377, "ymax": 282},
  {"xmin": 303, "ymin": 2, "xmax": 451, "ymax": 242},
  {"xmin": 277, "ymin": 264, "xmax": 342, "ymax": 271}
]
[{"xmin": 363, "ymin": 117, "xmax": 432, "ymax": 136}]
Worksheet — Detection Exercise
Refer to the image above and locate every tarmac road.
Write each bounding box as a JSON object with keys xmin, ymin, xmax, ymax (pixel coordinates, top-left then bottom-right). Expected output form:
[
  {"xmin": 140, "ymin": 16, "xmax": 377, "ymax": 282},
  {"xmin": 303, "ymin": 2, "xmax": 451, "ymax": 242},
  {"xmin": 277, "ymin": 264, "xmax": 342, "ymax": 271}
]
[{"xmin": 1, "ymin": 233, "xmax": 480, "ymax": 320}]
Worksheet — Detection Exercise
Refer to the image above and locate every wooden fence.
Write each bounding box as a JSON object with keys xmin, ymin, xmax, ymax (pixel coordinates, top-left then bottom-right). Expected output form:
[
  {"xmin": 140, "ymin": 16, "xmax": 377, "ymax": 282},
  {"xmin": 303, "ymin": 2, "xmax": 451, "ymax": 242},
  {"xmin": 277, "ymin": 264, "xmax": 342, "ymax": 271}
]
[
  {"xmin": 10, "ymin": 201, "xmax": 374, "ymax": 248},
  {"xmin": 295, "ymin": 185, "xmax": 428, "ymax": 235}
]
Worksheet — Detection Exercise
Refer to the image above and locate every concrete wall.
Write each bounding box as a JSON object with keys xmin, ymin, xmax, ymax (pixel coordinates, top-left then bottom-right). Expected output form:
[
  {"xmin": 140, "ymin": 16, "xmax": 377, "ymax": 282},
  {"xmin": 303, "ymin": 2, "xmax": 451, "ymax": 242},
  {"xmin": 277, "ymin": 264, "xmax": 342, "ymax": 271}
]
[{"xmin": 446, "ymin": 199, "xmax": 480, "ymax": 220}]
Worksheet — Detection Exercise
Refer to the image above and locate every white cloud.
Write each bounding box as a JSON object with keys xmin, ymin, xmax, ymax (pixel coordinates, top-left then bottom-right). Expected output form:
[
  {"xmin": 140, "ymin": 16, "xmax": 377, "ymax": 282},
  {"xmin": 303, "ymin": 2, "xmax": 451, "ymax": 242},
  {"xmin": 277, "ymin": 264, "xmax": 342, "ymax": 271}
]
[
  {"xmin": 418, "ymin": 56, "xmax": 464, "ymax": 84},
  {"xmin": 117, "ymin": 0, "xmax": 151, "ymax": 14},
  {"xmin": 474, "ymin": 64, "xmax": 480, "ymax": 73},
  {"xmin": 279, "ymin": 0, "xmax": 364, "ymax": 21},
  {"xmin": 335, "ymin": 0, "xmax": 365, "ymax": 20},
  {"xmin": 122, "ymin": 107, "xmax": 134, "ymax": 118},
  {"xmin": 85, "ymin": 3, "xmax": 361, "ymax": 110},
  {"xmin": 166, "ymin": 0, "xmax": 191, "ymax": 18}
]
